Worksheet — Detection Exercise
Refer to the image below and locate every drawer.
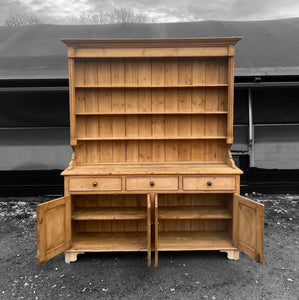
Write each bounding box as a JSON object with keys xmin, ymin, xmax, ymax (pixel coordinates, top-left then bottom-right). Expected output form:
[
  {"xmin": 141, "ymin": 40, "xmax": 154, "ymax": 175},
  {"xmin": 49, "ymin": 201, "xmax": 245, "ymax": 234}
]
[
  {"xmin": 69, "ymin": 177, "xmax": 122, "ymax": 192},
  {"xmin": 183, "ymin": 176, "xmax": 235, "ymax": 191},
  {"xmin": 126, "ymin": 177, "xmax": 178, "ymax": 191}
]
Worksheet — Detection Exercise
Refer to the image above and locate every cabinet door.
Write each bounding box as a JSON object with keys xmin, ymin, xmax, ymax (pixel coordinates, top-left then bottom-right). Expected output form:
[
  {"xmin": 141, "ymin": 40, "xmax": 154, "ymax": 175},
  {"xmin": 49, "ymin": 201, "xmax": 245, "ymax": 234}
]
[
  {"xmin": 147, "ymin": 194, "xmax": 151, "ymax": 268},
  {"xmin": 37, "ymin": 196, "xmax": 71, "ymax": 264},
  {"xmin": 234, "ymin": 194, "xmax": 264, "ymax": 263}
]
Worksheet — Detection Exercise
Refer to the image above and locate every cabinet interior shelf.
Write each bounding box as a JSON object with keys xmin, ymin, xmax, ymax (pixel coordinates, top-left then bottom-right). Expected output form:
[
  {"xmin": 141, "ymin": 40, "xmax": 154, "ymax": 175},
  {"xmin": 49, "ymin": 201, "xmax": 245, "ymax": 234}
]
[
  {"xmin": 76, "ymin": 136, "xmax": 227, "ymax": 141},
  {"xmin": 71, "ymin": 232, "xmax": 148, "ymax": 252},
  {"xmin": 158, "ymin": 206, "xmax": 232, "ymax": 220},
  {"xmin": 75, "ymin": 84, "xmax": 228, "ymax": 88},
  {"xmin": 158, "ymin": 231, "xmax": 236, "ymax": 251},
  {"xmin": 72, "ymin": 207, "xmax": 147, "ymax": 220},
  {"xmin": 75, "ymin": 111, "xmax": 228, "ymax": 116}
]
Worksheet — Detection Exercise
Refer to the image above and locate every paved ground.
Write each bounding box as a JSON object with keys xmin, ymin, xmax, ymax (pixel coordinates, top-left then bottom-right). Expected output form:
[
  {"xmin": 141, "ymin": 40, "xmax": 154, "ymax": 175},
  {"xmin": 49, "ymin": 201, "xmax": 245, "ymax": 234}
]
[{"xmin": 0, "ymin": 194, "xmax": 298, "ymax": 299}]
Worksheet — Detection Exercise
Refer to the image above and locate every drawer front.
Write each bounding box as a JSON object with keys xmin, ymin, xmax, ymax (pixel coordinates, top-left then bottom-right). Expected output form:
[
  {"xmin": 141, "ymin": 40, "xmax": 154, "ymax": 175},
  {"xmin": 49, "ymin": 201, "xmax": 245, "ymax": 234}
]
[
  {"xmin": 183, "ymin": 176, "xmax": 235, "ymax": 191},
  {"xmin": 69, "ymin": 177, "xmax": 122, "ymax": 192},
  {"xmin": 126, "ymin": 177, "xmax": 178, "ymax": 191}
]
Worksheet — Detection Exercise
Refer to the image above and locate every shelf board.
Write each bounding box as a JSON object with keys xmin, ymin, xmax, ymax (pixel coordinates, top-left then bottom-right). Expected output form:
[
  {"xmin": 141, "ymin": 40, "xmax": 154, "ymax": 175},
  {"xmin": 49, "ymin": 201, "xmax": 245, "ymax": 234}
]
[
  {"xmin": 70, "ymin": 232, "xmax": 148, "ymax": 252},
  {"xmin": 77, "ymin": 136, "xmax": 227, "ymax": 141},
  {"xmin": 158, "ymin": 231, "xmax": 236, "ymax": 251},
  {"xmin": 158, "ymin": 206, "xmax": 232, "ymax": 220},
  {"xmin": 75, "ymin": 111, "xmax": 228, "ymax": 115},
  {"xmin": 72, "ymin": 207, "xmax": 147, "ymax": 220},
  {"xmin": 62, "ymin": 162, "xmax": 243, "ymax": 176},
  {"xmin": 75, "ymin": 84, "xmax": 228, "ymax": 88}
]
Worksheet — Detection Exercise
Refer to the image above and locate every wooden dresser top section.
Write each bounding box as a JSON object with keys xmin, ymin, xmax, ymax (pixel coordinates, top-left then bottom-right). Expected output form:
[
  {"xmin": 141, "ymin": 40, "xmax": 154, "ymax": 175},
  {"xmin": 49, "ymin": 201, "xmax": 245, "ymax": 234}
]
[
  {"xmin": 61, "ymin": 38, "xmax": 242, "ymax": 58},
  {"xmin": 61, "ymin": 37, "xmax": 242, "ymax": 176}
]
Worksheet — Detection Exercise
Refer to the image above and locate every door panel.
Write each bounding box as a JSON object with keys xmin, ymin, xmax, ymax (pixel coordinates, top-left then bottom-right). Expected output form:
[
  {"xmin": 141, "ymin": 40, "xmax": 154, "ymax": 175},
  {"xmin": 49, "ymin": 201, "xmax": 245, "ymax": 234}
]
[
  {"xmin": 154, "ymin": 194, "xmax": 158, "ymax": 267},
  {"xmin": 37, "ymin": 196, "xmax": 71, "ymax": 264},
  {"xmin": 234, "ymin": 194, "xmax": 264, "ymax": 263},
  {"xmin": 147, "ymin": 194, "xmax": 151, "ymax": 267}
]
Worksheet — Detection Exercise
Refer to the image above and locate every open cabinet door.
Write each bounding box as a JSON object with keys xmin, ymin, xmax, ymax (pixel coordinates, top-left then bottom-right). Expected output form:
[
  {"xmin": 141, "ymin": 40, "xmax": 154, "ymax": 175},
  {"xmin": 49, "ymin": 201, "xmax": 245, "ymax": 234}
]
[
  {"xmin": 154, "ymin": 194, "xmax": 158, "ymax": 267},
  {"xmin": 37, "ymin": 196, "xmax": 71, "ymax": 264},
  {"xmin": 234, "ymin": 194, "xmax": 264, "ymax": 263},
  {"xmin": 147, "ymin": 194, "xmax": 151, "ymax": 267}
]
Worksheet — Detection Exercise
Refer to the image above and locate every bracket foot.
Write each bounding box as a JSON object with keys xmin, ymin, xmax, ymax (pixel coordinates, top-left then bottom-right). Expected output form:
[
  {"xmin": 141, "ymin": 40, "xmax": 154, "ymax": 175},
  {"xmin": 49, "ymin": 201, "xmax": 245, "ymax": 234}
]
[
  {"xmin": 221, "ymin": 250, "xmax": 239, "ymax": 260},
  {"xmin": 65, "ymin": 251, "xmax": 84, "ymax": 263}
]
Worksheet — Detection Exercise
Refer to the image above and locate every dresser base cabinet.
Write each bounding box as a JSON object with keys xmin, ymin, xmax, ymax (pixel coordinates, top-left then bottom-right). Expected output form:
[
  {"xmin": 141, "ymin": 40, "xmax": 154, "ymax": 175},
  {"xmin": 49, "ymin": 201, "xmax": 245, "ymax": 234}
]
[{"xmin": 37, "ymin": 192, "xmax": 264, "ymax": 265}]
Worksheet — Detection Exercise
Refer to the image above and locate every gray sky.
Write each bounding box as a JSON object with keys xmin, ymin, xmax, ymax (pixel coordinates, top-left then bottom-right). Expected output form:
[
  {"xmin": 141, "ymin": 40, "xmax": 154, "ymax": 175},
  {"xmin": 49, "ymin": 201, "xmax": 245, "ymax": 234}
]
[{"xmin": 1, "ymin": 0, "xmax": 299, "ymax": 22}]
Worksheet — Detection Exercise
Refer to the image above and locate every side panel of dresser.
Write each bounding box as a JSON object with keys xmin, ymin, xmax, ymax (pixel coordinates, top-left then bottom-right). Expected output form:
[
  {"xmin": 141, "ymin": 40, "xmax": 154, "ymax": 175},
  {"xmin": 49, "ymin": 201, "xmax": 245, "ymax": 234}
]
[{"xmin": 37, "ymin": 196, "xmax": 71, "ymax": 264}]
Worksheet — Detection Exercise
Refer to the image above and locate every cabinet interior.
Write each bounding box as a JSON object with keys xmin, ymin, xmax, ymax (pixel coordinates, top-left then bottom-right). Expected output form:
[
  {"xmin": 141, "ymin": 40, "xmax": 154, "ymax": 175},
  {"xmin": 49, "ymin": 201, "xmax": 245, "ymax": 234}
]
[
  {"xmin": 71, "ymin": 194, "xmax": 150, "ymax": 252},
  {"xmin": 73, "ymin": 57, "xmax": 229, "ymax": 165},
  {"xmin": 70, "ymin": 193, "xmax": 234, "ymax": 252},
  {"xmin": 156, "ymin": 193, "xmax": 234, "ymax": 251}
]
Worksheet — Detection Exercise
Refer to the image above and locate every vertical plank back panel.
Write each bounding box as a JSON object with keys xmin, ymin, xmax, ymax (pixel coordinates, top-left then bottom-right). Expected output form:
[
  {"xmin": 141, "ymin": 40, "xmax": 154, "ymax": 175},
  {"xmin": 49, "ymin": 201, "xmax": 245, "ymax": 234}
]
[
  {"xmin": 72, "ymin": 45, "xmax": 232, "ymax": 165},
  {"xmin": 125, "ymin": 57, "xmax": 139, "ymax": 161},
  {"xmin": 192, "ymin": 58, "xmax": 205, "ymax": 84},
  {"xmin": 205, "ymin": 59, "xmax": 219, "ymax": 85},
  {"xmin": 125, "ymin": 59, "xmax": 138, "ymax": 86},
  {"xmin": 138, "ymin": 60, "xmax": 153, "ymax": 162},
  {"xmin": 164, "ymin": 52, "xmax": 179, "ymax": 161},
  {"xmin": 152, "ymin": 58, "xmax": 165, "ymax": 160},
  {"xmin": 97, "ymin": 59, "xmax": 111, "ymax": 86},
  {"xmin": 152, "ymin": 58, "xmax": 165, "ymax": 115},
  {"xmin": 84, "ymin": 61, "xmax": 99, "ymax": 163},
  {"xmin": 178, "ymin": 59, "xmax": 192, "ymax": 161},
  {"xmin": 152, "ymin": 59, "xmax": 165, "ymax": 86}
]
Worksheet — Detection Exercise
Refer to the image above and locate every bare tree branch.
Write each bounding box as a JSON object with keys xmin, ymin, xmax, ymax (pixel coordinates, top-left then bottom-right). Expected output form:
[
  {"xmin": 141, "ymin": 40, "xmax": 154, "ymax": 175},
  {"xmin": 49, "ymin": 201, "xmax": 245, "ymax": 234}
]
[
  {"xmin": 65, "ymin": 8, "xmax": 153, "ymax": 25},
  {"xmin": 4, "ymin": 13, "xmax": 42, "ymax": 26}
]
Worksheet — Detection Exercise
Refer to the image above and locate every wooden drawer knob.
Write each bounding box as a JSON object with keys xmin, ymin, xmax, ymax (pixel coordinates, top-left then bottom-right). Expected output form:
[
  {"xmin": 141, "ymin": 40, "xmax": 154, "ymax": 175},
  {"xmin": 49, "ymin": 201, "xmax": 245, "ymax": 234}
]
[
  {"xmin": 207, "ymin": 181, "xmax": 212, "ymax": 187},
  {"xmin": 93, "ymin": 182, "xmax": 98, "ymax": 187},
  {"xmin": 150, "ymin": 181, "xmax": 155, "ymax": 187}
]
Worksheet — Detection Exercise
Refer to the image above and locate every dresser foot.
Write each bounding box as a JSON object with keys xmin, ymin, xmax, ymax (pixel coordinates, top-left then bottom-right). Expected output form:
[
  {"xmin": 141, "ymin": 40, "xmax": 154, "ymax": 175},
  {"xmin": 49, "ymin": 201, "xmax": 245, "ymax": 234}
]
[
  {"xmin": 65, "ymin": 251, "xmax": 84, "ymax": 263},
  {"xmin": 221, "ymin": 250, "xmax": 239, "ymax": 260}
]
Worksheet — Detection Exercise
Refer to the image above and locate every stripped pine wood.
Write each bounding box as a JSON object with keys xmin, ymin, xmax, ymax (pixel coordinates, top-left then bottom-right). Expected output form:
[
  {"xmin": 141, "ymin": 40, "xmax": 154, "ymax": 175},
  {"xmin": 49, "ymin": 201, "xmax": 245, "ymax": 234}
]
[
  {"xmin": 164, "ymin": 65, "xmax": 179, "ymax": 161},
  {"xmin": 147, "ymin": 194, "xmax": 151, "ymax": 267},
  {"xmin": 84, "ymin": 66, "xmax": 99, "ymax": 163},
  {"xmin": 152, "ymin": 115, "xmax": 165, "ymax": 162},
  {"xmin": 97, "ymin": 59, "xmax": 111, "ymax": 86},
  {"xmin": 178, "ymin": 64, "xmax": 192, "ymax": 161},
  {"xmin": 74, "ymin": 61, "xmax": 86, "ymax": 162},
  {"xmin": 37, "ymin": 196, "xmax": 69, "ymax": 264},
  {"xmin": 138, "ymin": 59, "xmax": 152, "ymax": 86},
  {"xmin": 158, "ymin": 206, "xmax": 232, "ymax": 219},
  {"xmin": 98, "ymin": 89, "xmax": 112, "ymax": 112},
  {"xmin": 219, "ymin": 59, "xmax": 228, "ymax": 85},
  {"xmin": 159, "ymin": 219, "xmax": 229, "ymax": 232},
  {"xmin": 157, "ymin": 231, "xmax": 235, "ymax": 251},
  {"xmin": 218, "ymin": 87, "xmax": 228, "ymax": 111},
  {"xmin": 125, "ymin": 59, "xmax": 138, "ymax": 86},
  {"xmin": 75, "ymin": 59, "xmax": 85, "ymax": 86},
  {"xmin": 192, "ymin": 58, "xmax": 205, "ymax": 85},
  {"xmin": 124, "ymin": 60, "xmax": 139, "ymax": 163},
  {"xmin": 227, "ymin": 55, "xmax": 235, "ymax": 143},
  {"xmin": 111, "ymin": 60, "xmax": 126, "ymax": 163},
  {"xmin": 138, "ymin": 62, "xmax": 152, "ymax": 162},
  {"xmin": 205, "ymin": 59, "xmax": 219, "ymax": 85},
  {"xmin": 72, "ymin": 207, "xmax": 147, "ymax": 220},
  {"xmin": 37, "ymin": 38, "xmax": 263, "ymax": 267},
  {"xmin": 152, "ymin": 59, "xmax": 165, "ymax": 86},
  {"xmin": 71, "ymin": 232, "xmax": 148, "ymax": 251},
  {"xmin": 205, "ymin": 87, "xmax": 218, "ymax": 161}
]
